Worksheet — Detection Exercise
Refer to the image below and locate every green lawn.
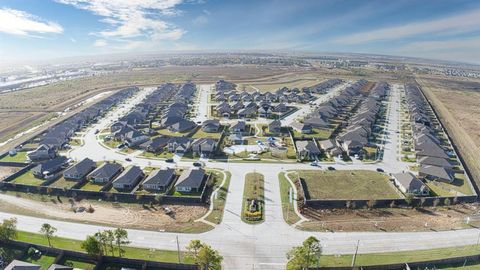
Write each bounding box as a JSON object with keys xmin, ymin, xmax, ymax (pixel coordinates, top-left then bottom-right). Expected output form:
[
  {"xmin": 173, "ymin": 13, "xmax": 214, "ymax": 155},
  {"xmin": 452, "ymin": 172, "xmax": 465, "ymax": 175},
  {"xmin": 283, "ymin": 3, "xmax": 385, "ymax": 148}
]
[
  {"xmin": 80, "ymin": 181, "xmax": 104, "ymax": 191},
  {"xmin": 241, "ymin": 172, "xmax": 265, "ymax": 224},
  {"xmin": 297, "ymin": 170, "xmax": 401, "ymax": 200},
  {"xmin": 319, "ymin": 245, "xmax": 480, "ymax": 267},
  {"xmin": 0, "ymin": 151, "xmax": 28, "ymax": 162},
  {"xmin": 16, "ymin": 231, "xmax": 193, "ymax": 264},
  {"xmin": 141, "ymin": 151, "xmax": 175, "ymax": 159},
  {"xmin": 205, "ymin": 171, "xmax": 231, "ymax": 224},
  {"xmin": 48, "ymin": 177, "xmax": 78, "ymax": 189},
  {"xmin": 11, "ymin": 171, "xmax": 45, "ymax": 186},
  {"xmin": 191, "ymin": 128, "xmax": 223, "ymax": 139},
  {"xmin": 279, "ymin": 172, "xmax": 301, "ymax": 225},
  {"xmin": 58, "ymin": 257, "xmax": 96, "ymax": 270},
  {"xmin": 427, "ymin": 174, "xmax": 474, "ymax": 196},
  {"xmin": 22, "ymin": 253, "xmax": 57, "ymax": 269},
  {"xmin": 293, "ymin": 128, "xmax": 332, "ymax": 140}
]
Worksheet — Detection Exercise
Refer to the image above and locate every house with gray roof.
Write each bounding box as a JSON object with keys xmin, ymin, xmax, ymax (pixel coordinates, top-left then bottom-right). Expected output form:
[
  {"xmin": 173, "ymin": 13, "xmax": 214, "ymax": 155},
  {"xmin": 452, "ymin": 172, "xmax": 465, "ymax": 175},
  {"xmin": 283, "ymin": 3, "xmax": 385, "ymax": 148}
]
[
  {"xmin": 4, "ymin": 260, "xmax": 40, "ymax": 270},
  {"xmin": 175, "ymin": 168, "xmax": 206, "ymax": 193},
  {"xmin": 202, "ymin": 119, "xmax": 221, "ymax": 132},
  {"xmin": 112, "ymin": 166, "xmax": 143, "ymax": 190},
  {"xmin": 291, "ymin": 122, "xmax": 312, "ymax": 134},
  {"xmin": 268, "ymin": 120, "xmax": 282, "ymax": 134},
  {"xmin": 27, "ymin": 144, "xmax": 56, "ymax": 162},
  {"xmin": 63, "ymin": 158, "xmax": 96, "ymax": 181},
  {"xmin": 88, "ymin": 162, "xmax": 122, "ymax": 184},
  {"xmin": 419, "ymin": 165, "xmax": 454, "ymax": 183},
  {"xmin": 32, "ymin": 156, "xmax": 68, "ymax": 179},
  {"xmin": 142, "ymin": 168, "xmax": 175, "ymax": 192},
  {"xmin": 296, "ymin": 140, "xmax": 321, "ymax": 160},
  {"xmin": 230, "ymin": 121, "xmax": 246, "ymax": 133},
  {"xmin": 191, "ymin": 138, "xmax": 217, "ymax": 157},
  {"xmin": 392, "ymin": 172, "xmax": 429, "ymax": 196}
]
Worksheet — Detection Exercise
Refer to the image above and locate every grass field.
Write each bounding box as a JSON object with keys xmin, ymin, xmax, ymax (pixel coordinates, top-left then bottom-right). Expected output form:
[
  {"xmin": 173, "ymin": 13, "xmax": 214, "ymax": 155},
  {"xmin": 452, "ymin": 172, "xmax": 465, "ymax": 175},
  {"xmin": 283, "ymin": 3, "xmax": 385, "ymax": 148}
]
[
  {"xmin": 241, "ymin": 172, "xmax": 265, "ymax": 224},
  {"xmin": 11, "ymin": 171, "xmax": 44, "ymax": 186},
  {"xmin": 297, "ymin": 170, "xmax": 401, "ymax": 200},
  {"xmin": 57, "ymin": 257, "xmax": 96, "ymax": 269},
  {"xmin": 191, "ymin": 128, "xmax": 223, "ymax": 139},
  {"xmin": 278, "ymin": 172, "xmax": 301, "ymax": 225},
  {"xmin": 205, "ymin": 170, "xmax": 231, "ymax": 224},
  {"xmin": 293, "ymin": 128, "xmax": 332, "ymax": 140},
  {"xmin": 15, "ymin": 230, "xmax": 193, "ymax": 264},
  {"xmin": 0, "ymin": 151, "xmax": 28, "ymax": 162}
]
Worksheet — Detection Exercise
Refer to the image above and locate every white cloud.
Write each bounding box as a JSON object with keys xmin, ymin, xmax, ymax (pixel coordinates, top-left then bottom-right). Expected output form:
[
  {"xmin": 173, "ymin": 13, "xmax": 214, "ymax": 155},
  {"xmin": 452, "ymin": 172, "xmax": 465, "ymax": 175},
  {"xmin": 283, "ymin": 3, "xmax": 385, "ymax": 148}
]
[
  {"xmin": 56, "ymin": 0, "xmax": 186, "ymax": 46},
  {"xmin": 93, "ymin": 39, "xmax": 107, "ymax": 47},
  {"xmin": 0, "ymin": 8, "xmax": 63, "ymax": 36},
  {"xmin": 333, "ymin": 9, "xmax": 480, "ymax": 44},
  {"xmin": 192, "ymin": 15, "xmax": 208, "ymax": 25}
]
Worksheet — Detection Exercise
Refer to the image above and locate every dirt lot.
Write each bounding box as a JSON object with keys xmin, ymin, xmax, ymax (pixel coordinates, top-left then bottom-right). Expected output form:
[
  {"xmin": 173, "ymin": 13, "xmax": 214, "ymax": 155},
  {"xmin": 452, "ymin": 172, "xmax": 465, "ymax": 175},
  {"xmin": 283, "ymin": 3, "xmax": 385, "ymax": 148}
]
[
  {"xmin": 300, "ymin": 203, "xmax": 480, "ymax": 232},
  {"xmin": 0, "ymin": 166, "xmax": 20, "ymax": 180},
  {"xmin": 0, "ymin": 192, "xmax": 211, "ymax": 233}
]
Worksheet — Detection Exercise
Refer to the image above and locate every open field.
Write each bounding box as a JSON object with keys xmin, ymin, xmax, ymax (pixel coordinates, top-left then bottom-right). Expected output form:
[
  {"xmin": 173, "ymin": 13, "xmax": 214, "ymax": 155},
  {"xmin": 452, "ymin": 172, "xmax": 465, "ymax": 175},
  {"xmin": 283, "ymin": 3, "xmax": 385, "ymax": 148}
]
[
  {"xmin": 416, "ymin": 75, "xmax": 480, "ymax": 191},
  {"xmin": 15, "ymin": 230, "xmax": 192, "ymax": 264},
  {"xmin": 0, "ymin": 191, "xmax": 212, "ymax": 233},
  {"xmin": 297, "ymin": 170, "xmax": 401, "ymax": 200}
]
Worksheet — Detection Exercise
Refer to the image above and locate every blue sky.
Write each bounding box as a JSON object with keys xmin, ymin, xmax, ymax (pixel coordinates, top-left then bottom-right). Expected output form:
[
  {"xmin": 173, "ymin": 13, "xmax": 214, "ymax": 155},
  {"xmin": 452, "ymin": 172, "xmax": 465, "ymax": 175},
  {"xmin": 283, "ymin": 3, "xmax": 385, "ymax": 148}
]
[{"xmin": 1, "ymin": 0, "xmax": 480, "ymax": 64}]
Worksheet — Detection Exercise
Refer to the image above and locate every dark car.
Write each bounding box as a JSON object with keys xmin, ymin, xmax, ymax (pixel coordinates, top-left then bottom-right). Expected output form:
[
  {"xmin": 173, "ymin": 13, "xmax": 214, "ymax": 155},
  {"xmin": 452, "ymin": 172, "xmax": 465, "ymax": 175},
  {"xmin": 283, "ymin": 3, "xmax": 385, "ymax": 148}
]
[
  {"xmin": 376, "ymin": 168, "xmax": 385, "ymax": 173},
  {"xmin": 165, "ymin": 158, "xmax": 174, "ymax": 163},
  {"xmin": 125, "ymin": 157, "xmax": 132, "ymax": 162},
  {"xmin": 327, "ymin": 166, "xmax": 336, "ymax": 171}
]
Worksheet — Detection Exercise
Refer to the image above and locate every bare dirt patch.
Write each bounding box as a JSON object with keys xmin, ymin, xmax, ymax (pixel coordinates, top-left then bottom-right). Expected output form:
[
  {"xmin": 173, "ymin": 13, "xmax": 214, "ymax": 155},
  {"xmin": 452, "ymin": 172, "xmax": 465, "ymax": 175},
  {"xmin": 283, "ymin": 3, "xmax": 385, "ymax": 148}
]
[
  {"xmin": 0, "ymin": 166, "xmax": 20, "ymax": 180},
  {"xmin": 0, "ymin": 192, "xmax": 211, "ymax": 233},
  {"xmin": 300, "ymin": 203, "xmax": 479, "ymax": 232}
]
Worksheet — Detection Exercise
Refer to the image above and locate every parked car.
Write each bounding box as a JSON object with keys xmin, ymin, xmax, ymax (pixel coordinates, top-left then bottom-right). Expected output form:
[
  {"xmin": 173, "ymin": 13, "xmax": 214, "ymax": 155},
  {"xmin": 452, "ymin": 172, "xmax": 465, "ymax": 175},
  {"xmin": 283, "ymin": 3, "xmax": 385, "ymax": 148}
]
[
  {"xmin": 327, "ymin": 166, "xmax": 336, "ymax": 171},
  {"xmin": 125, "ymin": 157, "xmax": 132, "ymax": 162},
  {"xmin": 310, "ymin": 162, "xmax": 319, "ymax": 167},
  {"xmin": 376, "ymin": 168, "xmax": 385, "ymax": 173},
  {"xmin": 165, "ymin": 158, "xmax": 174, "ymax": 163},
  {"xmin": 94, "ymin": 129, "xmax": 100, "ymax": 134},
  {"xmin": 193, "ymin": 161, "xmax": 205, "ymax": 167}
]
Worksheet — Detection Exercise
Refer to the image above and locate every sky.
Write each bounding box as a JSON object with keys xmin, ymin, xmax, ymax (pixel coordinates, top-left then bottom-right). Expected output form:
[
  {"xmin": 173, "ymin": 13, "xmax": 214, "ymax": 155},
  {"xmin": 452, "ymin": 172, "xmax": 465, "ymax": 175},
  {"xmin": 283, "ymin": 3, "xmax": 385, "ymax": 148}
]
[{"xmin": 1, "ymin": 0, "xmax": 480, "ymax": 64}]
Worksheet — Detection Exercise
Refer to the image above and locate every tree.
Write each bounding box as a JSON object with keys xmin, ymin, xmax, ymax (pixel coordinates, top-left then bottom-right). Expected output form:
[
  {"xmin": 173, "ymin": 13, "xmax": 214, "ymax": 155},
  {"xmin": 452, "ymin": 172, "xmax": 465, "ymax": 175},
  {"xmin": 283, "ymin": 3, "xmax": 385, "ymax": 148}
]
[
  {"xmin": 81, "ymin": 235, "xmax": 103, "ymax": 258},
  {"xmin": 94, "ymin": 231, "xmax": 108, "ymax": 255},
  {"xmin": 286, "ymin": 236, "xmax": 322, "ymax": 270},
  {"xmin": 444, "ymin": 198, "xmax": 451, "ymax": 207},
  {"xmin": 114, "ymin": 228, "xmax": 130, "ymax": 257},
  {"xmin": 405, "ymin": 193, "xmax": 414, "ymax": 207},
  {"xmin": 39, "ymin": 223, "xmax": 57, "ymax": 247},
  {"xmin": 104, "ymin": 230, "xmax": 115, "ymax": 256},
  {"xmin": 187, "ymin": 239, "xmax": 203, "ymax": 258},
  {"xmin": 433, "ymin": 198, "xmax": 440, "ymax": 208},
  {"xmin": 0, "ymin": 218, "xmax": 18, "ymax": 242},
  {"xmin": 186, "ymin": 240, "xmax": 223, "ymax": 270}
]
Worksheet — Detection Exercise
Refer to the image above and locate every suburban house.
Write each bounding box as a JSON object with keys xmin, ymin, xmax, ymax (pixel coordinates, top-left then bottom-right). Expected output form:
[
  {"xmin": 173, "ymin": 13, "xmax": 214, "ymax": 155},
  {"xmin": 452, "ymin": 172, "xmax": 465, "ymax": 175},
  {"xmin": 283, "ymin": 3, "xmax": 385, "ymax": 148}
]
[
  {"xmin": 216, "ymin": 103, "xmax": 232, "ymax": 118},
  {"xmin": 392, "ymin": 172, "xmax": 430, "ymax": 196},
  {"xmin": 202, "ymin": 119, "xmax": 221, "ymax": 132},
  {"xmin": 124, "ymin": 130, "xmax": 149, "ymax": 147},
  {"xmin": 88, "ymin": 162, "xmax": 123, "ymax": 184},
  {"xmin": 142, "ymin": 168, "xmax": 176, "ymax": 192},
  {"xmin": 63, "ymin": 158, "xmax": 96, "ymax": 181},
  {"xmin": 166, "ymin": 119, "xmax": 196, "ymax": 133},
  {"xmin": 112, "ymin": 166, "xmax": 144, "ymax": 190},
  {"xmin": 237, "ymin": 106, "xmax": 257, "ymax": 119},
  {"xmin": 32, "ymin": 156, "xmax": 68, "ymax": 179},
  {"xmin": 230, "ymin": 121, "xmax": 246, "ymax": 133},
  {"xmin": 296, "ymin": 140, "xmax": 321, "ymax": 160},
  {"xmin": 418, "ymin": 156, "xmax": 454, "ymax": 169},
  {"xmin": 191, "ymin": 138, "xmax": 217, "ymax": 157},
  {"xmin": 291, "ymin": 122, "xmax": 312, "ymax": 134},
  {"xmin": 175, "ymin": 168, "xmax": 206, "ymax": 193},
  {"xmin": 303, "ymin": 117, "xmax": 329, "ymax": 129},
  {"xmin": 318, "ymin": 139, "xmax": 343, "ymax": 158},
  {"xmin": 27, "ymin": 144, "xmax": 56, "ymax": 162},
  {"xmin": 268, "ymin": 120, "xmax": 282, "ymax": 134},
  {"xmin": 140, "ymin": 136, "xmax": 170, "ymax": 153},
  {"xmin": 418, "ymin": 165, "xmax": 454, "ymax": 183},
  {"xmin": 167, "ymin": 137, "xmax": 192, "ymax": 153},
  {"xmin": 228, "ymin": 133, "xmax": 243, "ymax": 144}
]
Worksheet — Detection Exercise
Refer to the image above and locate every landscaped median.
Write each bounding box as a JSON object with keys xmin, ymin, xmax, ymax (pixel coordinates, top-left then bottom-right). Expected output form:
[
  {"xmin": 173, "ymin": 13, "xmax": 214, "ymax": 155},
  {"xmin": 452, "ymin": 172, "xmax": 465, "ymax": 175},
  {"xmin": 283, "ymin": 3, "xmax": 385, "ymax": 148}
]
[
  {"xmin": 241, "ymin": 172, "xmax": 264, "ymax": 224},
  {"xmin": 203, "ymin": 170, "xmax": 231, "ymax": 224}
]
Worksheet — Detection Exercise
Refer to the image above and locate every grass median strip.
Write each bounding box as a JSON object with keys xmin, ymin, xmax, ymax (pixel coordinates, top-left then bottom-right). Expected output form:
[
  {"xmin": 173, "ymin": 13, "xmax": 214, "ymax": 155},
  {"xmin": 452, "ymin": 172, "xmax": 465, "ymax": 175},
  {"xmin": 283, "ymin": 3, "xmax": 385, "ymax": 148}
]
[
  {"xmin": 205, "ymin": 171, "xmax": 231, "ymax": 224},
  {"xmin": 278, "ymin": 172, "xmax": 301, "ymax": 225},
  {"xmin": 241, "ymin": 172, "xmax": 264, "ymax": 224}
]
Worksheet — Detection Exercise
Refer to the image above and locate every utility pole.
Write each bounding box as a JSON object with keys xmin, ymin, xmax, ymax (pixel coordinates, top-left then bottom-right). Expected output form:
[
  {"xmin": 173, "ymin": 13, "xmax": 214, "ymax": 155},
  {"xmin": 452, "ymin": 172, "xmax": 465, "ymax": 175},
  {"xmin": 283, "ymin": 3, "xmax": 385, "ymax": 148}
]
[
  {"xmin": 176, "ymin": 236, "xmax": 181, "ymax": 263},
  {"xmin": 351, "ymin": 240, "xmax": 360, "ymax": 267}
]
